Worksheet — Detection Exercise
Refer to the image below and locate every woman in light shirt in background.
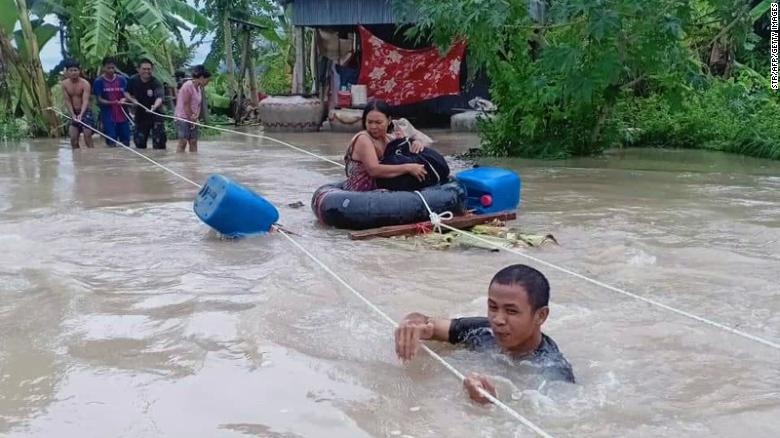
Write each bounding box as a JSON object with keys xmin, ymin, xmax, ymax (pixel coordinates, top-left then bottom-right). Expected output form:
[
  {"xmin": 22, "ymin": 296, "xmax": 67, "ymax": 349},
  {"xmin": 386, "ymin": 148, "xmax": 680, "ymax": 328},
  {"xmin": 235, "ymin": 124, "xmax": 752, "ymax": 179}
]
[{"xmin": 174, "ymin": 65, "xmax": 211, "ymax": 152}]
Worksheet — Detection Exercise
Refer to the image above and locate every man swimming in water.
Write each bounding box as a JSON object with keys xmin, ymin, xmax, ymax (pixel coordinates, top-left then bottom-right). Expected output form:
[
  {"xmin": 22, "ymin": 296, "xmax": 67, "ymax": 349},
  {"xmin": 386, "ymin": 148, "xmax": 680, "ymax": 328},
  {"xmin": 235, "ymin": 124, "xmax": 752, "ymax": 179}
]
[
  {"xmin": 394, "ymin": 264, "xmax": 574, "ymax": 404},
  {"xmin": 60, "ymin": 59, "xmax": 94, "ymax": 148}
]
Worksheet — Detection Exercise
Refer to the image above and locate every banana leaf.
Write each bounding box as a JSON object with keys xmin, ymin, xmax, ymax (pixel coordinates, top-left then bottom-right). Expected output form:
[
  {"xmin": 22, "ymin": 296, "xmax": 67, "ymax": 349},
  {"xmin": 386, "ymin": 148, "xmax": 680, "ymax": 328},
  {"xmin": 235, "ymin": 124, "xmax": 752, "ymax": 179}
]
[
  {"xmin": 205, "ymin": 87, "xmax": 231, "ymax": 109},
  {"xmin": 125, "ymin": 37, "xmax": 175, "ymax": 86},
  {"xmin": 13, "ymin": 22, "xmax": 58, "ymax": 61},
  {"xmin": 81, "ymin": 0, "xmax": 117, "ymax": 65},
  {"xmin": 163, "ymin": 14, "xmax": 192, "ymax": 34},
  {"xmin": 420, "ymin": 231, "xmax": 558, "ymax": 251},
  {"xmin": 0, "ymin": 0, "xmax": 16, "ymax": 34},
  {"xmin": 158, "ymin": 0, "xmax": 210, "ymax": 31},
  {"xmin": 390, "ymin": 221, "xmax": 558, "ymax": 252},
  {"xmin": 123, "ymin": 0, "xmax": 166, "ymax": 32}
]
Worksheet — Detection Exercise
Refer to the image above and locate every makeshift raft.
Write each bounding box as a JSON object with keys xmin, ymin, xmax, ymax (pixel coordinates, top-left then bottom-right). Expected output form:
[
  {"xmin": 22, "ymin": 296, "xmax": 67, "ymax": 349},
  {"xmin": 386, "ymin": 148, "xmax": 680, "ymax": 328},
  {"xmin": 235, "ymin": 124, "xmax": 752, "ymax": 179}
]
[{"xmin": 348, "ymin": 211, "xmax": 516, "ymax": 240}]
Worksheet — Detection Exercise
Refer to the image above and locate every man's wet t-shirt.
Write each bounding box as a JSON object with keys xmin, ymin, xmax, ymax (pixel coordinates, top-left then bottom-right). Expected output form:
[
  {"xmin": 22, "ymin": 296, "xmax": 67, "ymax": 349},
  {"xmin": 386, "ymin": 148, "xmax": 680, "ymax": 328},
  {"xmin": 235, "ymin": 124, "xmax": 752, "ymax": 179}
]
[{"xmin": 448, "ymin": 317, "xmax": 575, "ymax": 384}]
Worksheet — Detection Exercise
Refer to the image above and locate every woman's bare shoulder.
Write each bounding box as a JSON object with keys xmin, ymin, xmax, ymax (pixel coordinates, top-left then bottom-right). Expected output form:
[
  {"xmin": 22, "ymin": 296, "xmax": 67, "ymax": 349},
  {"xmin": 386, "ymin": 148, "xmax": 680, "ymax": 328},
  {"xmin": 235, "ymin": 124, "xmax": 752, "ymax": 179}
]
[
  {"xmin": 351, "ymin": 131, "xmax": 374, "ymax": 148},
  {"xmin": 350, "ymin": 130, "xmax": 369, "ymax": 142}
]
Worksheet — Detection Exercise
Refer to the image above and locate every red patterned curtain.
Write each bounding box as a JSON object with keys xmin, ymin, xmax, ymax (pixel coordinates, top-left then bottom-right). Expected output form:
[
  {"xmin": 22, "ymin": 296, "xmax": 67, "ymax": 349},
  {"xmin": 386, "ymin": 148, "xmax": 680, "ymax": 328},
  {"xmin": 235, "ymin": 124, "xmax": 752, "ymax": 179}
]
[{"xmin": 357, "ymin": 26, "xmax": 466, "ymax": 106}]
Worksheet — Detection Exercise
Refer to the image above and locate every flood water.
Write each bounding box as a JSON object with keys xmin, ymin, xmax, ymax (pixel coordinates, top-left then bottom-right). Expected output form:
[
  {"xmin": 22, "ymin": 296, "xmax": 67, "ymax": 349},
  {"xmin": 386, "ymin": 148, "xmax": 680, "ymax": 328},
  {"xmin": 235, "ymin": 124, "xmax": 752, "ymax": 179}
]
[{"xmin": 1, "ymin": 131, "xmax": 778, "ymax": 437}]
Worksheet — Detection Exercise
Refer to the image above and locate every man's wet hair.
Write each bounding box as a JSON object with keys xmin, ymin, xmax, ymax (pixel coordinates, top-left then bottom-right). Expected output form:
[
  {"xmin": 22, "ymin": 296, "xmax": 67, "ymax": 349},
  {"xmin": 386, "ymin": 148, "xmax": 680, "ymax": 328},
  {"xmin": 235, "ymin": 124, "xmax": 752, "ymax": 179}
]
[
  {"xmin": 102, "ymin": 56, "xmax": 118, "ymax": 66},
  {"xmin": 490, "ymin": 264, "xmax": 550, "ymax": 310},
  {"xmin": 64, "ymin": 59, "xmax": 80, "ymax": 70},
  {"xmin": 138, "ymin": 58, "xmax": 153, "ymax": 67}
]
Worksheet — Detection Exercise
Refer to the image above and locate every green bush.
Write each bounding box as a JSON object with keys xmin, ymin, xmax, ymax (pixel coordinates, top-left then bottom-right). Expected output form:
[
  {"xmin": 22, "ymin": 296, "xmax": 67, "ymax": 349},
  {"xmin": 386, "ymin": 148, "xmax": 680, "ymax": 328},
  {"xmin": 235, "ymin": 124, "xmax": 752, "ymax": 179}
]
[
  {"xmin": 398, "ymin": 0, "xmax": 776, "ymax": 159},
  {"xmin": 0, "ymin": 111, "xmax": 31, "ymax": 140},
  {"xmin": 259, "ymin": 51, "xmax": 291, "ymax": 96},
  {"xmin": 400, "ymin": 0, "xmax": 699, "ymax": 159},
  {"xmin": 620, "ymin": 71, "xmax": 780, "ymax": 159},
  {"xmin": 204, "ymin": 74, "xmax": 232, "ymax": 112}
]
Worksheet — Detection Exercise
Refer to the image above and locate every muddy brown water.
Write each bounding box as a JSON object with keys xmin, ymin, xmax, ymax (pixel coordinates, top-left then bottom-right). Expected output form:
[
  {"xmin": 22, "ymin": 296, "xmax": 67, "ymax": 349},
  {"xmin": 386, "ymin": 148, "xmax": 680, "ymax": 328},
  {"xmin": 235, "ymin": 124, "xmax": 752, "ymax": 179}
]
[{"xmin": 1, "ymin": 130, "xmax": 778, "ymax": 437}]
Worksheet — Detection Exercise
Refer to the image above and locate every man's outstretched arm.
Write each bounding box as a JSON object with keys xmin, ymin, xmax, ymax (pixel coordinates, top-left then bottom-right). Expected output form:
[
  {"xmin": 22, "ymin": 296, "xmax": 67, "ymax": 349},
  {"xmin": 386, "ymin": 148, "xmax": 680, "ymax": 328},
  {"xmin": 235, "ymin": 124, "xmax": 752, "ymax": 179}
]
[{"xmin": 394, "ymin": 312, "xmax": 452, "ymax": 362}]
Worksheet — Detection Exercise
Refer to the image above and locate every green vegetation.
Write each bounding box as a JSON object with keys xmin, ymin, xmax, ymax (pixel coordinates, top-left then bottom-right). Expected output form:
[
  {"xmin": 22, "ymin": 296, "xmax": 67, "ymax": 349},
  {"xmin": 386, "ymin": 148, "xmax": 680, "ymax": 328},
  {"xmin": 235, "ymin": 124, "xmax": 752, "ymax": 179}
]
[
  {"xmin": 1, "ymin": 0, "xmax": 60, "ymax": 136},
  {"xmin": 620, "ymin": 70, "xmax": 780, "ymax": 159},
  {"xmin": 5, "ymin": 0, "xmax": 775, "ymax": 162},
  {"xmin": 257, "ymin": 41, "xmax": 293, "ymax": 96},
  {"xmin": 1, "ymin": 0, "xmax": 292, "ymax": 138},
  {"xmin": 397, "ymin": 0, "xmax": 778, "ymax": 159},
  {"xmin": 0, "ymin": 0, "xmax": 210, "ymax": 136},
  {"xmin": 200, "ymin": 0, "xmax": 290, "ymax": 110},
  {"xmin": 0, "ymin": 111, "xmax": 31, "ymax": 140}
]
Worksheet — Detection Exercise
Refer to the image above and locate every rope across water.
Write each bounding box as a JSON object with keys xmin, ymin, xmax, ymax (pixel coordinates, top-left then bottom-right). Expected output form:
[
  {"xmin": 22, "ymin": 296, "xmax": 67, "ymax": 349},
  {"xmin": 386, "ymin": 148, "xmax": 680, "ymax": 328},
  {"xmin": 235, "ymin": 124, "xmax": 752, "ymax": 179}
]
[
  {"xmin": 54, "ymin": 103, "xmax": 780, "ymax": 351},
  {"xmin": 49, "ymin": 107, "xmax": 201, "ymax": 188},
  {"xmin": 46, "ymin": 106, "xmax": 554, "ymax": 437},
  {"xmin": 411, "ymin": 192, "xmax": 780, "ymax": 351},
  {"xmin": 133, "ymin": 102, "xmax": 346, "ymax": 168},
  {"xmin": 278, "ymin": 230, "xmax": 553, "ymax": 437}
]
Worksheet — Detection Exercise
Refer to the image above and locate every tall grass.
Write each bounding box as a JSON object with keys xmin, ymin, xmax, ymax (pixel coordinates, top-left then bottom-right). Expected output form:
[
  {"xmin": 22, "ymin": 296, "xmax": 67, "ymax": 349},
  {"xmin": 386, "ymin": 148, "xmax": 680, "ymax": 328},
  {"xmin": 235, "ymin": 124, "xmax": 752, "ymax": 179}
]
[{"xmin": 617, "ymin": 72, "xmax": 780, "ymax": 160}]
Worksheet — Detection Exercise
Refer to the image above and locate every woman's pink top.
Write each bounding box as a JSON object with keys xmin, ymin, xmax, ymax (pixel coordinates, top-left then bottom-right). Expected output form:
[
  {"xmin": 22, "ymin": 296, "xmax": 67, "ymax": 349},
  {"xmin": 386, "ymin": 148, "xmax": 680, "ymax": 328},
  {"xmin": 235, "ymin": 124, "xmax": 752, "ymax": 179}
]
[{"xmin": 175, "ymin": 80, "xmax": 202, "ymax": 119}]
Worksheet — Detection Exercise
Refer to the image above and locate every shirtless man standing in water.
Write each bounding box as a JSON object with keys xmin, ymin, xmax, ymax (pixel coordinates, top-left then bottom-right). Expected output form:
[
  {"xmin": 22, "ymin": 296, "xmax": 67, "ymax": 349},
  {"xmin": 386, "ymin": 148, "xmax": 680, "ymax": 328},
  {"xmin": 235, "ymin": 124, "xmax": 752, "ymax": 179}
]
[{"xmin": 61, "ymin": 59, "xmax": 94, "ymax": 148}]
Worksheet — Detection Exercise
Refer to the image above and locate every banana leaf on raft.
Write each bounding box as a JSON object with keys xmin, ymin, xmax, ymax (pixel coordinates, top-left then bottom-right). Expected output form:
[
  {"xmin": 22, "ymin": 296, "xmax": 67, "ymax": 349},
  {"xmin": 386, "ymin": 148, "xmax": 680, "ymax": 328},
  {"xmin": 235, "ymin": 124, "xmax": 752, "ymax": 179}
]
[{"xmin": 389, "ymin": 219, "xmax": 558, "ymax": 251}]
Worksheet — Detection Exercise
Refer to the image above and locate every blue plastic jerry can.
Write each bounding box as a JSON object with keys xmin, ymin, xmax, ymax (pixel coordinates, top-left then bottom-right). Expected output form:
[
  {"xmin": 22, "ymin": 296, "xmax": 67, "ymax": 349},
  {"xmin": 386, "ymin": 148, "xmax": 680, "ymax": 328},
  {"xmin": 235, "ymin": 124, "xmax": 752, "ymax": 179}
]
[
  {"xmin": 455, "ymin": 167, "xmax": 521, "ymax": 214},
  {"xmin": 193, "ymin": 174, "xmax": 279, "ymax": 237}
]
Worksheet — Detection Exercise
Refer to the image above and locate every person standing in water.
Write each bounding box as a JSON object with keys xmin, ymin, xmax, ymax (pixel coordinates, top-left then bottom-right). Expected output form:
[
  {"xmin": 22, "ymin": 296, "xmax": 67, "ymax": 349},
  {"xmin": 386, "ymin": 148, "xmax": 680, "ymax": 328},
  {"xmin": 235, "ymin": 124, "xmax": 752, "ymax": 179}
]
[
  {"xmin": 174, "ymin": 65, "xmax": 211, "ymax": 153},
  {"xmin": 124, "ymin": 58, "xmax": 167, "ymax": 149},
  {"xmin": 395, "ymin": 264, "xmax": 574, "ymax": 404},
  {"xmin": 60, "ymin": 59, "xmax": 94, "ymax": 148},
  {"xmin": 93, "ymin": 56, "xmax": 130, "ymax": 147}
]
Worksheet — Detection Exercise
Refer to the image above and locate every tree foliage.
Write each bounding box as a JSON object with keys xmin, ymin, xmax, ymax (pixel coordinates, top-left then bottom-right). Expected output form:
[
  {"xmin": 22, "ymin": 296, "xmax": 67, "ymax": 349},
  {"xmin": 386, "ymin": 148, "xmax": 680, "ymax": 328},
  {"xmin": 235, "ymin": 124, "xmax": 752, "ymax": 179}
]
[
  {"xmin": 198, "ymin": 0, "xmax": 291, "ymax": 107},
  {"xmin": 1, "ymin": 0, "xmax": 59, "ymax": 136},
  {"xmin": 2, "ymin": 0, "xmax": 209, "ymax": 135},
  {"xmin": 199, "ymin": 0, "xmax": 287, "ymax": 92},
  {"xmin": 395, "ymin": 0, "xmax": 775, "ymax": 158},
  {"xmin": 41, "ymin": 0, "xmax": 210, "ymax": 79}
]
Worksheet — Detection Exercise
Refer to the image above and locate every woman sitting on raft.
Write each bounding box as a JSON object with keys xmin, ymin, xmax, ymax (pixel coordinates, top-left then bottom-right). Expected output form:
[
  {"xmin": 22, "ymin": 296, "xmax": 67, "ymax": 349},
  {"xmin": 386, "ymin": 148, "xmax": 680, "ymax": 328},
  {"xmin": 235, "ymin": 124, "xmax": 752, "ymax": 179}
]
[{"xmin": 344, "ymin": 100, "xmax": 429, "ymax": 191}]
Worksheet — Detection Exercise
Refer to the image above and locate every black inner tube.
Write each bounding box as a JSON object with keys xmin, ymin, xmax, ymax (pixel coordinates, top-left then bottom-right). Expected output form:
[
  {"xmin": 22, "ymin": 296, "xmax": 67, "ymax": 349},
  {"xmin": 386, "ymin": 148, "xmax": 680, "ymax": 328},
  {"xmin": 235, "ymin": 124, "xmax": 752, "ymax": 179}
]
[{"xmin": 312, "ymin": 181, "xmax": 466, "ymax": 230}]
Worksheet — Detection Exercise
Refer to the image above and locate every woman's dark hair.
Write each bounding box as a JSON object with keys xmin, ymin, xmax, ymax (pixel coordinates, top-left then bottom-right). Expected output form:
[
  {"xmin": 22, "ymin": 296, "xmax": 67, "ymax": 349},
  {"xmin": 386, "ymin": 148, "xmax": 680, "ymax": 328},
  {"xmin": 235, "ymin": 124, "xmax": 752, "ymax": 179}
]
[
  {"xmin": 361, "ymin": 99, "xmax": 392, "ymax": 131},
  {"xmin": 191, "ymin": 65, "xmax": 212, "ymax": 79}
]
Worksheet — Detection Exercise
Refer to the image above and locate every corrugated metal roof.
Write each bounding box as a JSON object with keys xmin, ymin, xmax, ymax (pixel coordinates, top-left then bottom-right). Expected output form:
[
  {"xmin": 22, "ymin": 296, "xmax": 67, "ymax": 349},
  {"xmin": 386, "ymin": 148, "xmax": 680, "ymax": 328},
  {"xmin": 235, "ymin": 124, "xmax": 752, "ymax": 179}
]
[{"xmin": 287, "ymin": 0, "xmax": 408, "ymax": 26}]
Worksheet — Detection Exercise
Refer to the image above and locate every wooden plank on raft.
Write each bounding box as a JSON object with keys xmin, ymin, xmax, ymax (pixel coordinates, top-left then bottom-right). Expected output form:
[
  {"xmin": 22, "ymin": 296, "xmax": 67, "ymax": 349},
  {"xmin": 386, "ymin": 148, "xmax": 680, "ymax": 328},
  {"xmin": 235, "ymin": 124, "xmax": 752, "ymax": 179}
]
[{"xmin": 348, "ymin": 211, "xmax": 517, "ymax": 240}]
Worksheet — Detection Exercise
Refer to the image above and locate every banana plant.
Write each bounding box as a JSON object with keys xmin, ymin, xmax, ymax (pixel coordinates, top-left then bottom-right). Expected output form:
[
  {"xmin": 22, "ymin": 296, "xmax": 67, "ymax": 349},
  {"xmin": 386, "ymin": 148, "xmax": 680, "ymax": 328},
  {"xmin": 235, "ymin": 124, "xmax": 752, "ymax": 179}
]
[
  {"xmin": 0, "ymin": 0, "xmax": 59, "ymax": 135},
  {"xmin": 36, "ymin": 0, "xmax": 209, "ymax": 75},
  {"xmin": 200, "ymin": 0, "xmax": 286, "ymax": 97}
]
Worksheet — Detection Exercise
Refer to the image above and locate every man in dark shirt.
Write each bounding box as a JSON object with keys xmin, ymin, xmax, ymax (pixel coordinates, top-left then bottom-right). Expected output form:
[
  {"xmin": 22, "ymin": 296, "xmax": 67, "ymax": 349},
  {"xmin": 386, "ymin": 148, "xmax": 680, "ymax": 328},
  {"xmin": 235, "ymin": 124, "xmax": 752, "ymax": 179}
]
[
  {"xmin": 125, "ymin": 58, "xmax": 167, "ymax": 149},
  {"xmin": 395, "ymin": 264, "xmax": 574, "ymax": 404}
]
